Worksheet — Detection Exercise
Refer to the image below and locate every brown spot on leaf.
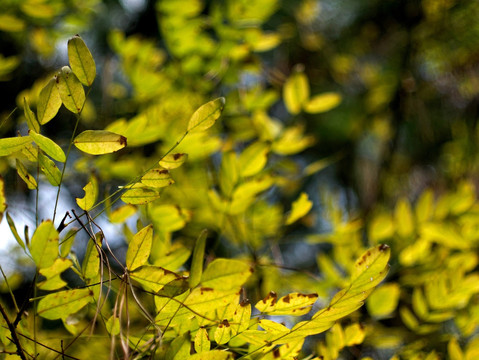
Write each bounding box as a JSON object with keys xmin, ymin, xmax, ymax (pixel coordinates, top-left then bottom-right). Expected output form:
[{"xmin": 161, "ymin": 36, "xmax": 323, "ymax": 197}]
[
  {"xmin": 273, "ymin": 348, "xmax": 280, "ymax": 358},
  {"xmin": 173, "ymin": 153, "xmax": 182, "ymax": 160},
  {"xmin": 120, "ymin": 136, "xmax": 127, "ymax": 147},
  {"xmin": 222, "ymin": 319, "xmax": 230, "ymax": 327},
  {"xmin": 158, "ymin": 169, "xmax": 169, "ymax": 175},
  {"xmin": 283, "ymin": 294, "xmax": 291, "ymax": 303},
  {"xmin": 240, "ymin": 299, "xmax": 250, "ymax": 307},
  {"xmin": 200, "ymin": 287, "xmax": 214, "ymax": 294},
  {"xmin": 262, "ymin": 291, "xmax": 277, "ymax": 305},
  {"xmin": 379, "ymin": 244, "xmax": 389, "ymax": 251}
]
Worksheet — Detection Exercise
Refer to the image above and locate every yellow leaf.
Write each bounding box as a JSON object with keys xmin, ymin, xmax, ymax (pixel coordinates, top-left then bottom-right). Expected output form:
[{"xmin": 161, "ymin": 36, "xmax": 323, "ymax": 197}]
[
  {"xmin": 304, "ymin": 92, "xmax": 342, "ymax": 113},
  {"xmin": 0, "ymin": 176, "xmax": 6, "ymax": 222},
  {"xmin": 68, "ymin": 35, "xmax": 96, "ymax": 86},
  {"xmin": 29, "ymin": 130, "xmax": 66, "ymax": 162},
  {"xmin": 109, "ymin": 204, "xmax": 137, "ymax": 223},
  {"xmin": 189, "ymin": 229, "xmax": 207, "ymax": 288},
  {"xmin": 16, "ymin": 159, "xmax": 37, "ymax": 190},
  {"xmin": 23, "ymin": 98, "xmax": 40, "ymax": 133},
  {"xmin": 285, "ymin": 192, "xmax": 313, "ymax": 225},
  {"xmin": 141, "ymin": 168, "xmax": 174, "ymax": 188},
  {"xmin": 0, "ymin": 14, "xmax": 26, "ymax": 32},
  {"xmin": 121, "ymin": 186, "xmax": 161, "ymax": 205},
  {"xmin": 56, "ymin": 66, "xmax": 85, "ymax": 114},
  {"xmin": 0, "ymin": 136, "xmax": 32, "ymax": 156},
  {"xmin": 256, "ymin": 292, "xmax": 318, "ymax": 316},
  {"xmin": 283, "ymin": 66, "xmax": 309, "ymax": 115},
  {"xmin": 130, "ymin": 265, "xmax": 182, "ymax": 292},
  {"xmin": 200, "ymin": 258, "xmax": 253, "ymax": 291},
  {"xmin": 194, "ymin": 327, "xmax": 210, "ymax": 353},
  {"xmin": 394, "ymin": 198, "xmax": 414, "ymax": 238},
  {"xmin": 187, "ymin": 97, "xmax": 225, "ymax": 132},
  {"xmin": 74, "ymin": 130, "xmax": 127, "ymax": 155},
  {"xmin": 126, "ymin": 224, "xmax": 153, "ymax": 271},
  {"xmin": 30, "ymin": 220, "xmax": 59, "ymax": 269},
  {"xmin": 37, "ymin": 288, "xmax": 93, "ymax": 320},
  {"xmin": 366, "ymin": 283, "xmax": 400, "ymax": 318},
  {"xmin": 38, "ymin": 152, "xmax": 61, "ymax": 186},
  {"xmin": 215, "ymin": 320, "xmax": 232, "ymax": 345},
  {"xmin": 238, "ymin": 141, "xmax": 270, "ymax": 177},
  {"xmin": 82, "ymin": 237, "xmax": 100, "ymax": 280},
  {"xmin": 37, "ymin": 77, "xmax": 62, "ymax": 125},
  {"xmin": 75, "ymin": 178, "xmax": 98, "ymax": 211},
  {"xmin": 159, "ymin": 153, "xmax": 188, "ymax": 169}
]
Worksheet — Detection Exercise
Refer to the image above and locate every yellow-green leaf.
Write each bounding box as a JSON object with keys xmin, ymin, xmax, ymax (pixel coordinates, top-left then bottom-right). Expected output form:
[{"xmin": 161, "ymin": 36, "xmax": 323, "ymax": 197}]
[
  {"xmin": 60, "ymin": 229, "xmax": 77, "ymax": 257},
  {"xmin": 285, "ymin": 192, "xmax": 313, "ymax": 225},
  {"xmin": 126, "ymin": 224, "xmax": 153, "ymax": 271},
  {"xmin": 231, "ymin": 300, "xmax": 251, "ymax": 335},
  {"xmin": 121, "ymin": 186, "xmax": 161, "ymax": 205},
  {"xmin": 0, "ymin": 176, "xmax": 5, "ymax": 223},
  {"xmin": 187, "ymin": 97, "xmax": 225, "ymax": 132},
  {"xmin": 82, "ymin": 238, "xmax": 100, "ymax": 280},
  {"xmin": 16, "ymin": 159, "xmax": 37, "ymax": 190},
  {"xmin": 23, "ymin": 98, "xmax": 40, "ymax": 133},
  {"xmin": 304, "ymin": 92, "xmax": 342, "ymax": 113},
  {"xmin": 68, "ymin": 35, "xmax": 96, "ymax": 86},
  {"xmin": 350, "ymin": 244, "xmax": 390, "ymax": 292},
  {"xmin": 30, "ymin": 220, "xmax": 59, "ymax": 269},
  {"xmin": 256, "ymin": 292, "xmax": 318, "ymax": 316},
  {"xmin": 238, "ymin": 141, "xmax": 269, "ymax": 177},
  {"xmin": 29, "ymin": 130, "xmax": 66, "ymax": 162},
  {"xmin": 73, "ymin": 130, "xmax": 127, "ymax": 155},
  {"xmin": 189, "ymin": 229, "xmax": 207, "ymax": 288},
  {"xmin": 106, "ymin": 315, "xmax": 120, "ymax": 336},
  {"xmin": 6, "ymin": 212, "xmax": 25, "ymax": 251},
  {"xmin": 194, "ymin": 327, "xmax": 210, "ymax": 353},
  {"xmin": 283, "ymin": 67, "xmax": 309, "ymax": 115},
  {"xmin": 0, "ymin": 14, "xmax": 26, "ymax": 32},
  {"xmin": 394, "ymin": 198, "xmax": 414, "ymax": 238},
  {"xmin": 109, "ymin": 204, "xmax": 137, "ymax": 223},
  {"xmin": 448, "ymin": 337, "xmax": 464, "ymax": 360},
  {"xmin": 38, "ymin": 152, "xmax": 61, "ymax": 186},
  {"xmin": 0, "ymin": 136, "xmax": 31, "ymax": 156},
  {"xmin": 141, "ymin": 168, "xmax": 174, "ymax": 188},
  {"xmin": 37, "ymin": 77, "xmax": 62, "ymax": 125},
  {"xmin": 166, "ymin": 333, "xmax": 190, "ymax": 360},
  {"xmin": 38, "ymin": 258, "xmax": 72, "ymax": 291},
  {"xmin": 344, "ymin": 323, "xmax": 366, "ymax": 346},
  {"xmin": 75, "ymin": 179, "xmax": 98, "ymax": 211},
  {"xmin": 130, "ymin": 265, "xmax": 182, "ymax": 292},
  {"xmin": 159, "ymin": 153, "xmax": 188, "ymax": 169},
  {"xmin": 201, "ymin": 258, "xmax": 253, "ymax": 291},
  {"xmin": 366, "ymin": 283, "xmax": 400, "ymax": 318},
  {"xmin": 56, "ymin": 66, "xmax": 85, "ymax": 114},
  {"xmin": 215, "ymin": 320, "xmax": 232, "ymax": 344},
  {"xmin": 37, "ymin": 288, "xmax": 93, "ymax": 320}
]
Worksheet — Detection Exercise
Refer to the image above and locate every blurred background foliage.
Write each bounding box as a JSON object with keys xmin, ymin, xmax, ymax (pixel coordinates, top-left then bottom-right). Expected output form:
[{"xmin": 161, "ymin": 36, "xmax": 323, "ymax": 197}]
[{"xmin": 2, "ymin": 0, "xmax": 479, "ymax": 358}]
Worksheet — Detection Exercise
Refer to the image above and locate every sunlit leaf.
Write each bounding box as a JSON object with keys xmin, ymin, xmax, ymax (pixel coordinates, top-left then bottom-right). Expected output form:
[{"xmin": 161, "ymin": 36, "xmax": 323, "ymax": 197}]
[
  {"xmin": 37, "ymin": 288, "xmax": 93, "ymax": 320},
  {"xmin": 283, "ymin": 66, "xmax": 309, "ymax": 115},
  {"xmin": 38, "ymin": 152, "xmax": 61, "ymax": 186},
  {"xmin": 256, "ymin": 292, "xmax": 318, "ymax": 316},
  {"xmin": 285, "ymin": 192, "xmax": 313, "ymax": 225},
  {"xmin": 68, "ymin": 35, "xmax": 96, "ymax": 86},
  {"xmin": 121, "ymin": 186, "xmax": 161, "ymax": 205},
  {"xmin": 194, "ymin": 327, "xmax": 210, "ymax": 353},
  {"xmin": 37, "ymin": 77, "xmax": 62, "ymax": 125},
  {"xmin": 141, "ymin": 168, "xmax": 174, "ymax": 188},
  {"xmin": 395, "ymin": 198, "xmax": 414, "ymax": 238},
  {"xmin": 16, "ymin": 159, "xmax": 37, "ymax": 190},
  {"xmin": 7, "ymin": 212, "xmax": 24, "ymax": 251},
  {"xmin": 238, "ymin": 141, "xmax": 270, "ymax": 177},
  {"xmin": 30, "ymin": 220, "xmax": 59, "ymax": 269},
  {"xmin": 231, "ymin": 300, "xmax": 251, "ymax": 335},
  {"xmin": 344, "ymin": 323, "xmax": 366, "ymax": 346},
  {"xmin": 201, "ymin": 258, "xmax": 253, "ymax": 291},
  {"xmin": 29, "ymin": 130, "xmax": 66, "ymax": 162},
  {"xmin": 56, "ymin": 66, "xmax": 85, "ymax": 114},
  {"xmin": 349, "ymin": 244, "xmax": 390, "ymax": 292},
  {"xmin": 366, "ymin": 283, "xmax": 400, "ymax": 318},
  {"xmin": 73, "ymin": 130, "xmax": 127, "ymax": 155},
  {"xmin": 60, "ymin": 229, "xmax": 77, "ymax": 258},
  {"xmin": 126, "ymin": 224, "xmax": 153, "ymax": 271},
  {"xmin": 159, "ymin": 153, "xmax": 188, "ymax": 169},
  {"xmin": 23, "ymin": 98, "xmax": 40, "ymax": 133},
  {"xmin": 187, "ymin": 97, "xmax": 225, "ymax": 132},
  {"xmin": 38, "ymin": 258, "xmax": 72, "ymax": 291},
  {"xmin": 130, "ymin": 265, "xmax": 182, "ymax": 292},
  {"xmin": 109, "ymin": 204, "xmax": 137, "ymax": 223},
  {"xmin": 304, "ymin": 92, "xmax": 342, "ymax": 113},
  {"xmin": 215, "ymin": 320, "xmax": 232, "ymax": 344},
  {"xmin": 82, "ymin": 238, "xmax": 100, "ymax": 280},
  {"xmin": 189, "ymin": 229, "xmax": 207, "ymax": 288},
  {"xmin": 75, "ymin": 178, "xmax": 98, "ymax": 211},
  {"xmin": 106, "ymin": 316, "xmax": 120, "ymax": 336},
  {"xmin": 0, "ymin": 136, "xmax": 32, "ymax": 156},
  {"xmin": 0, "ymin": 176, "xmax": 5, "ymax": 223},
  {"xmin": 166, "ymin": 333, "xmax": 190, "ymax": 360}
]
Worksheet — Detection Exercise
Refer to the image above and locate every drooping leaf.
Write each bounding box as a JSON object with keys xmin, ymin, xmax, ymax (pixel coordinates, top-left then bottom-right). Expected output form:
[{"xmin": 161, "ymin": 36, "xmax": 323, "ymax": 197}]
[
  {"xmin": 189, "ymin": 229, "xmax": 207, "ymax": 288},
  {"xmin": 37, "ymin": 77, "xmax": 62, "ymax": 125},
  {"xmin": 38, "ymin": 152, "xmax": 62, "ymax": 186},
  {"xmin": 187, "ymin": 97, "xmax": 225, "ymax": 132},
  {"xmin": 60, "ymin": 229, "xmax": 77, "ymax": 258},
  {"xmin": 130, "ymin": 265, "xmax": 182, "ymax": 292},
  {"xmin": 159, "ymin": 153, "xmax": 188, "ymax": 169},
  {"xmin": 141, "ymin": 168, "xmax": 174, "ymax": 188},
  {"xmin": 6, "ymin": 212, "xmax": 24, "ymax": 251},
  {"xmin": 75, "ymin": 178, "xmax": 98, "ymax": 211},
  {"xmin": 126, "ymin": 224, "xmax": 153, "ymax": 271},
  {"xmin": 30, "ymin": 220, "xmax": 59, "ymax": 269},
  {"xmin": 29, "ymin": 130, "xmax": 66, "ymax": 162},
  {"xmin": 68, "ymin": 35, "xmax": 96, "ymax": 86},
  {"xmin": 37, "ymin": 288, "xmax": 94, "ymax": 320},
  {"xmin": 238, "ymin": 141, "xmax": 270, "ymax": 177},
  {"xmin": 23, "ymin": 98, "xmax": 40, "ymax": 132},
  {"xmin": 0, "ymin": 176, "xmax": 5, "ymax": 223},
  {"xmin": 194, "ymin": 327, "xmax": 211, "ymax": 353},
  {"xmin": 0, "ymin": 136, "xmax": 31, "ymax": 156},
  {"xmin": 200, "ymin": 258, "xmax": 253, "ymax": 291},
  {"xmin": 56, "ymin": 66, "xmax": 85, "ymax": 114},
  {"xmin": 255, "ymin": 292, "xmax": 318, "ymax": 316},
  {"xmin": 82, "ymin": 238, "xmax": 100, "ymax": 280},
  {"xmin": 283, "ymin": 66, "xmax": 309, "ymax": 115},
  {"xmin": 16, "ymin": 159, "xmax": 37, "ymax": 190},
  {"xmin": 304, "ymin": 92, "xmax": 342, "ymax": 113},
  {"xmin": 285, "ymin": 192, "xmax": 313, "ymax": 225},
  {"xmin": 74, "ymin": 130, "xmax": 127, "ymax": 155},
  {"xmin": 121, "ymin": 186, "xmax": 161, "ymax": 205}
]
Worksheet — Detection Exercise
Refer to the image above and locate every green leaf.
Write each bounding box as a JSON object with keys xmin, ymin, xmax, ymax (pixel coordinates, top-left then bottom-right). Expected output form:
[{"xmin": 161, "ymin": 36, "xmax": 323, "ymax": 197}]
[
  {"xmin": 283, "ymin": 66, "xmax": 309, "ymax": 115},
  {"xmin": 255, "ymin": 292, "xmax": 318, "ymax": 316},
  {"xmin": 76, "ymin": 180, "xmax": 98, "ymax": 211},
  {"xmin": 187, "ymin": 97, "xmax": 225, "ymax": 132},
  {"xmin": 121, "ymin": 186, "xmax": 161, "ymax": 205},
  {"xmin": 73, "ymin": 130, "xmax": 127, "ymax": 155},
  {"xmin": 200, "ymin": 258, "xmax": 253, "ymax": 291},
  {"xmin": 141, "ymin": 168, "xmax": 174, "ymax": 188},
  {"xmin": 23, "ymin": 98, "xmax": 40, "ymax": 133},
  {"xmin": 285, "ymin": 192, "xmax": 313, "ymax": 225},
  {"xmin": 0, "ymin": 176, "xmax": 5, "ymax": 223},
  {"xmin": 194, "ymin": 327, "xmax": 211, "ymax": 353},
  {"xmin": 37, "ymin": 288, "xmax": 93, "ymax": 320},
  {"xmin": 238, "ymin": 141, "xmax": 270, "ymax": 177},
  {"xmin": 159, "ymin": 153, "xmax": 188, "ymax": 169},
  {"xmin": 130, "ymin": 265, "xmax": 183, "ymax": 292},
  {"xmin": 16, "ymin": 159, "xmax": 37, "ymax": 190},
  {"xmin": 37, "ymin": 77, "xmax": 62, "ymax": 125},
  {"xmin": 0, "ymin": 136, "xmax": 31, "ymax": 156},
  {"xmin": 38, "ymin": 152, "xmax": 62, "ymax": 186},
  {"xmin": 189, "ymin": 229, "xmax": 207, "ymax": 288},
  {"xmin": 68, "ymin": 35, "xmax": 96, "ymax": 86},
  {"xmin": 304, "ymin": 92, "xmax": 342, "ymax": 113},
  {"xmin": 82, "ymin": 238, "xmax": 100, "ymax": 280},
  {"xmin": 6, "ymin": 212, "xmax": 25, "ymax": 251},
  {"xmin": 29, "ymin": 130, "xmax": 66, "ymax": 162},
  {"xmin": 126, "ymin": 224, "xmax": 153, "ymax": 271},
  {"xmin": 56, "ymin": 66, "xmax": 85, "ymax": 114},
  {"xmin": 30, "ymin": 220, "xmax": 59, "ymax": 269}
]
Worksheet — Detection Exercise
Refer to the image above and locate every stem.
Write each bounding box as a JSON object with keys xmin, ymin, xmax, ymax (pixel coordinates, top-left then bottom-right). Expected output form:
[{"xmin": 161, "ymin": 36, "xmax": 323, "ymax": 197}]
[{"xmin": 0, "ymin": 303, "xmax": 27, "ymax": 360}]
